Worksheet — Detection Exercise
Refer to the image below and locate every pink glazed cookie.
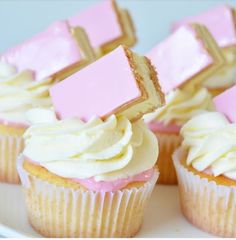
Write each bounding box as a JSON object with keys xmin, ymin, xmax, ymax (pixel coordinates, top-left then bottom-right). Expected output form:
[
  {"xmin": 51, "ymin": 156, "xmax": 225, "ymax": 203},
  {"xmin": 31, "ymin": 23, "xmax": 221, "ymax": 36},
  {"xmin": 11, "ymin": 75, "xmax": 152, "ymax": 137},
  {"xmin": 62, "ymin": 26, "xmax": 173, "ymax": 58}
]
[
  {"xmin": 172, "ymin": 5, "xmax": 236, "ymax": 96},
  {"xmin": 68, "ymin": 0, "xmax": 136, "ymax": 55},
  {"xmin": 50, "ymin": 45, "xmax": 164, "ymax": 122},
  {"xmin": 1, "ymin": 21, "xmax": 95, "ymax": 81},
  {"xmin": 172, "ymin": 5, "xmax": 236, "ymax": 48},
  {"xmin": 147, "ymin": 25, "xmax": 215, "ymax": 93}
]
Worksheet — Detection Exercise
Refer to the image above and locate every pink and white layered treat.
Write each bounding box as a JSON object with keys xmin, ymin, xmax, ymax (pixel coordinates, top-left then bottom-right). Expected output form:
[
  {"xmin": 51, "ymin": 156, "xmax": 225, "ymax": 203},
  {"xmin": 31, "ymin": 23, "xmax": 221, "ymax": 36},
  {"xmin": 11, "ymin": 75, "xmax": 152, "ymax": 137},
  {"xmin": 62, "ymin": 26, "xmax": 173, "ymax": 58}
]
[
  {"xmin": 68, "ymin": 0, "xmax": 136, "ymax": 55},
  {"xmin": 144, "ymin": 24, "xmax": 224, "ymax": 132},
  {"xmin": 21, "ymin": 45, "xmax": 165, "ymax": 192},
  {"xmin": 172, "ymin": 5, "xmax": 236, "ymax": 90},
  {"xmin": 50, "ymin": 45, "xmax": 164, "ymax": 122},
  {"xmin": 1, "ymin": 20, "xmax": 95, "ymax": 81},
  {"xmin": 172, "ymin": 5, "xmax": 236, "ymax": 49}
]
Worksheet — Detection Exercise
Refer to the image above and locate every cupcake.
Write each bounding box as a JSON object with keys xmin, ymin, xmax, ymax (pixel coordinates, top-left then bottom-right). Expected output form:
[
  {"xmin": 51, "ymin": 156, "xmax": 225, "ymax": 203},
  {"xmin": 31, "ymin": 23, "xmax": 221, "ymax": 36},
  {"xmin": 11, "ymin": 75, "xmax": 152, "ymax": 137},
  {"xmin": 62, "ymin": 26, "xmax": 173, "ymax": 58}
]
[
  {"xmin": 18, "ymin": 46, "xmax": 165, "ymax": 237},
  {"xmin": 172, "ymin": 5, "xmax": 236, "ymax": 96},
  {"xmin": 173, "ymin": 109, "xmax": 236, "ymax": 236},
  {"xmin": 174, "ymin": 111, "xmax": 236, "ymax": 237},
  {"xmin": 144, "ymin": 24, "xmax": 225, "ymax": 184},
  {"xmin": 0, "ymin": 62, "xmax": 52, "ymax": 183},
  {"xmin": 0, "ymin": 20, "xmax": 95, "ymax": 183}
]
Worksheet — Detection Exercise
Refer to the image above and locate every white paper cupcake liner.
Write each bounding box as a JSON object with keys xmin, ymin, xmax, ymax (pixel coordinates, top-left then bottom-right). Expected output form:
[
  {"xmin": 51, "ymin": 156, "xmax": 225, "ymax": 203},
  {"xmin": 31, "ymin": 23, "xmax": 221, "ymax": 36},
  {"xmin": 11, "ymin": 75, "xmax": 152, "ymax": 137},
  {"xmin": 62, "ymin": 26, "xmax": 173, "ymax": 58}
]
[
  {"xmin": 0, "ymin": 134, "xmax": 23, "ymax": 183},
  {"xmin": 17, "ymin": 156, "xmax": 158, "ymax": 238},
  {"xmin": 173, "ymin": 148, "xmax": 236, "ymax": 237}
]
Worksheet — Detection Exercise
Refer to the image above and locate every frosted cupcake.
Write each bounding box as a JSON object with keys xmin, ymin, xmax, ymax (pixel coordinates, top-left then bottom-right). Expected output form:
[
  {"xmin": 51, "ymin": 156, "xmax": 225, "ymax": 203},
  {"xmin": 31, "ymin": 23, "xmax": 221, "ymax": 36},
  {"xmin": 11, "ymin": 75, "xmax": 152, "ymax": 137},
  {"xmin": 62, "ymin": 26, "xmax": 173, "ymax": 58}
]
[
  {"xmin": 173, "ymin": 111, "xmax": 236, "ymax": 237},
  {"xmin": 0, "ymin": 20, "xmax": 95, "ymax": 183},
  {"xmin": 0, "ymin": 63, "xmax": 52, "ymax": 183},
  {"xmin": 18, "ymin": 46, "xmax": 165, "ymax": 237},
  {"xmin": 144, "ymin": 24, "xmax": 225, "ymax": 184},
  {"xmin": 174, "ymin": 85, "xmax": 236, "ymax": 237}
]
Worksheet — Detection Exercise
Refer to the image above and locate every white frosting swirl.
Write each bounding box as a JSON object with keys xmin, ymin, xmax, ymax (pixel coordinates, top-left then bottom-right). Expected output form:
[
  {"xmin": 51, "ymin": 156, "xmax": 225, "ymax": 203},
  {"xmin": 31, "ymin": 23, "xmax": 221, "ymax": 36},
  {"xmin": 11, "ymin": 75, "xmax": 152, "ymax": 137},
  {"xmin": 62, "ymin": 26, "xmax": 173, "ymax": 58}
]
[
  {"xmin": 144, "ymin": 88, "xmax": 214, "ymax": 126},
  {"xmin": 0, "ymin": 62, "xmax": 52, "ymax": 126},
  {"xmin": 23, "ymin": 109, "xmax": 158, "ymax": 181},
  {"xmin": 181, "ymin": 112, "xmax": 236, "ymax": 180}
]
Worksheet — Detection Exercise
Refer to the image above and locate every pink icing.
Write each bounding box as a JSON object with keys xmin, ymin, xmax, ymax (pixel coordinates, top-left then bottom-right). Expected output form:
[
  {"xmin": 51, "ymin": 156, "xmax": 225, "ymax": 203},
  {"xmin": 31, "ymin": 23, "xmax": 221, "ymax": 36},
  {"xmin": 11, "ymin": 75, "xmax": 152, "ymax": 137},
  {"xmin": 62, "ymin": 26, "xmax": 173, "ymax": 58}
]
[
  {"xmin": 213, "ymin": 85, "xmax": 236, "ymax": 123},
  {"xmin": 172, "ymin": 5, "xmax": 236, "ymax": 48},
  {"xmin": 72, "ymin": 168, "xmax": 154, "ymax": 192},
  {"xmin": 148, "ymin": 121, "xmax": 181, "ymax": 134},
  {"xmin": 203, "ymin": 167, "xmax": 213, "ymax": 176},
  {"xmin": 50, "ymin": 46, "xmax": 141, "ymax": 121},
  {"xmin": 0, "ymin": 118, "xmax": 28, "ymax": 129},
  {"xmin": 68, "ymin": 0, "xmax": 122, "ymax": 49},
  {"xmin": 1, "ymin": 21, "xmax": 81, "ymax": 80},
  {"xmin": 147, "ymin": 25, "xmax": 213, "ymax": 94},
  {"xmin": 25, "ymin": 156, "xmax": 154, "ymax": 192}
]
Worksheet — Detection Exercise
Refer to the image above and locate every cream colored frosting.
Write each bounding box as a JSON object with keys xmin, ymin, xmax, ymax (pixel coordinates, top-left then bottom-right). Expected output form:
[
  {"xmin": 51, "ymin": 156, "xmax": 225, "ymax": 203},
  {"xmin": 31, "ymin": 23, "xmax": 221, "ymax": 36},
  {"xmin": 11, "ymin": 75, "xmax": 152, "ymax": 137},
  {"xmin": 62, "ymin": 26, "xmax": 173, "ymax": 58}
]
[
  {"xmin": 23, "ymin": 109, "xmax": 158, "ymax": 181},
  {"xmin": 144, "ymin": 88, "xmax": 214, "ymax": 126},
  {"xmin": 181, "ymin": 112, "xmax": 236, "ymax": 180},
  {"xmin": 0, "ymin": 62, "xmax": 52, "ymax": 126}
]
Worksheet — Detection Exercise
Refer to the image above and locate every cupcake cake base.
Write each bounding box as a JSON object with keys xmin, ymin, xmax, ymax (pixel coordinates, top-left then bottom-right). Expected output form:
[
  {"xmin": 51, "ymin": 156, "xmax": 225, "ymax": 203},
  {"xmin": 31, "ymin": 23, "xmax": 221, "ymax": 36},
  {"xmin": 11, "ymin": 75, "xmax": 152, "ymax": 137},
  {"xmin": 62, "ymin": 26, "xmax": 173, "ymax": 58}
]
[
  {"xmin": 173, "ymin": 148, "xmax": 236, "ymax": 237},
  {"xmin": 18, "ymin": 158, "xmax": 158, "ymax": 238},
  {"xmin": 0, "ymin": 123, "xmax": 25, "ymax": 184}
]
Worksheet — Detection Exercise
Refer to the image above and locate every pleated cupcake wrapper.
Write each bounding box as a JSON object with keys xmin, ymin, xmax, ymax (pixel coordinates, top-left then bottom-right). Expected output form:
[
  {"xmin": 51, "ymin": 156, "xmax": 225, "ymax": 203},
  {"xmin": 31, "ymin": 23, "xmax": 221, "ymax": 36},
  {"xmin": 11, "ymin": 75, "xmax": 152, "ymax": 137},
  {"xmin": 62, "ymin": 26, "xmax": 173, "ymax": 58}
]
[
  {"xmin": 17, "ymin": 155, "xmax": 159, "ymax": 238},
  {"xmin": 154, "ymin": 132, "xmax": 182, "ymax": 184},
  {"xmin": 0, "ymin": 133, "xmax": 23, "ymax": 183},
  {"xmin": 173, "ymin": 148, "xmax": 236, "ymax": 237}
]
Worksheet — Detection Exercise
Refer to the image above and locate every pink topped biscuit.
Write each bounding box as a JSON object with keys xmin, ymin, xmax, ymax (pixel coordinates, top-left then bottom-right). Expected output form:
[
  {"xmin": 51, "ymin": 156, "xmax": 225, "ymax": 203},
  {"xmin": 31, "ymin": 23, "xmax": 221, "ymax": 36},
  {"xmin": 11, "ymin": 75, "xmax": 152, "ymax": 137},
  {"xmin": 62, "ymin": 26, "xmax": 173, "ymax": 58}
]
[
  {"xmin": 147, "ymin": 24, "xmax": 224, "ymax": 93},
  {"xmin": 1, "ymin": 21, "xmax": 94, "ymax": 80},
  {"xmin": 214, "ymin": 85, "xmax": 236, "ymax": 123},
  {"xmin": 172, "ymin": 5, "xmax": 236, "ymax": 48},
  {"xmin": 50, "ymin": 45, "xmax": 165, "ymax": 122},
  {"xmin": 68, "ymin": 0, "xmax": 136, "ymax": 54}
]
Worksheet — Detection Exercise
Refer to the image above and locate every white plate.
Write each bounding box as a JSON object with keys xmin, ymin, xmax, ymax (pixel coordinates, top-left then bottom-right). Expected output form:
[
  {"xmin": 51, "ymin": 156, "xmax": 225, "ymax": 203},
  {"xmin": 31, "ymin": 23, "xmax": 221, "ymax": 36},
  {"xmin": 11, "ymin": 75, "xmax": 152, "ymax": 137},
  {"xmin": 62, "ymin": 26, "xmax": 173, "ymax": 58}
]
[{"xmin": 0, "ymin": 183, "xmax": 214, "ymax": 238}]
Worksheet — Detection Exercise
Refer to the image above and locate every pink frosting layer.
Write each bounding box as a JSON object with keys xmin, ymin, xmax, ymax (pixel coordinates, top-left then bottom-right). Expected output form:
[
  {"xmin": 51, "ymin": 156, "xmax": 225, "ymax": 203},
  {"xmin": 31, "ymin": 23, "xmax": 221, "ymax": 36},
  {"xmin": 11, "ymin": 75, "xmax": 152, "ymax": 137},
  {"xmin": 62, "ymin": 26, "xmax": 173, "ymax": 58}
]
[
  {"xmin": 147, "ymin": 25, "xmax": 213, "ymax": 94},
  {"xmin": 1, "ymin": 21, "xmax": 81, "ymax": 80},
  {"xmin": 172, "ymin": 5, "xmax": 236, "ymax": 48},
  {"xmin": 0, "ymin": 118, "xmax": 28, "ymax": 129},
  {"xmin": 68, "ymin": 0, "xmax": 122, "ymax": 49},
  {"xmin": 72, "ymin": 168, "xmax": 154, "ymax": 192},
  {"xmin": 25, "ymin": 157, "xmax": 154, "ymax": 192},
  {"xmin": 214, "ymin": 85, "xmax": 236, "ymax": 123},
  {"xmin": 50, "ymin": 46, "xmax": 141, "ymax": 121},
  {"xmin": 148, "ymin": 121, "xmax": 181, "ymax": 134}
]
